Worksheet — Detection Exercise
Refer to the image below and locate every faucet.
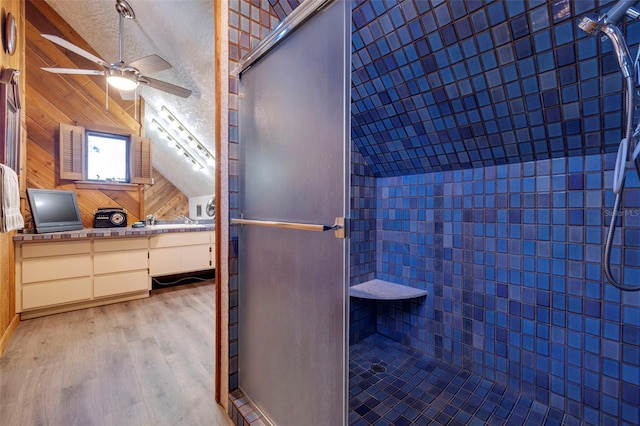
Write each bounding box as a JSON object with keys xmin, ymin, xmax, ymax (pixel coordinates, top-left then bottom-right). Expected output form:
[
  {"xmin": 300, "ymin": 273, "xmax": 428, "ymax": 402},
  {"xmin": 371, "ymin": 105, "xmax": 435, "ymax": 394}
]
[
  {"xmin": 175, "ymin": 215, "xmax": 195, "ymax": 224},
  {"xmin": 145, "ymin": 214, "xmax": 156, "ymax": 225}
]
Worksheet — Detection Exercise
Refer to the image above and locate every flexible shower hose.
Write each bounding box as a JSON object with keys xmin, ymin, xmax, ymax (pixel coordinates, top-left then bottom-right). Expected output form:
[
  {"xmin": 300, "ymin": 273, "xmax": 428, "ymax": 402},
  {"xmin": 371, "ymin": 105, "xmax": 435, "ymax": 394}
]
[{"xmin": 604, "ymin": 74, "xmax": 640, "ymax": 290}]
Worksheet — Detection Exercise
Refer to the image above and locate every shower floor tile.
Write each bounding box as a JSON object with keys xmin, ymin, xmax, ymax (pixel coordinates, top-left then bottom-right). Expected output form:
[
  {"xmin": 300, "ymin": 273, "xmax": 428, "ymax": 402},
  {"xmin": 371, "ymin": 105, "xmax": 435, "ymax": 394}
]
[{"xmin": 349, "ymin": 334, "xmax": 572, "ymax": 426}]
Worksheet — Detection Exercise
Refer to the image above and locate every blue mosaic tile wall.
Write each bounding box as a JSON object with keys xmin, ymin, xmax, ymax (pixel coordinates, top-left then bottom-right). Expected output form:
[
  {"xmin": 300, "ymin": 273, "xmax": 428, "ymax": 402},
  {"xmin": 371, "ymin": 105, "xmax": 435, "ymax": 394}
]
[
  {"xmin": 351, "ymin": 0, "xmax": 640, "ymax": 176},
  {"xmin": 350, "ymin": 144, "xmax": 378, "ymax": 344},
  {"xmin": 374, "ymin": 152, "xmax": 640, "ymax": 425},
  {"xmin": 266, "ymin": 0, "xmax": 640, "ymax": 178},
  {"xmin": 351, "ymin": 143, "xmax": 378, "ymax": 285}
]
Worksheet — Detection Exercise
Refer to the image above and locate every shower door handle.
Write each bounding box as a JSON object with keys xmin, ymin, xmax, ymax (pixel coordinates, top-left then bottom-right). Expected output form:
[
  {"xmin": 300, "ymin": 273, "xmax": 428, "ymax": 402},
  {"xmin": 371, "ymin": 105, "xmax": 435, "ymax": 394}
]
[{"xmin": 231, "ymin": 217, "xmax": 348, "ymax": 238}]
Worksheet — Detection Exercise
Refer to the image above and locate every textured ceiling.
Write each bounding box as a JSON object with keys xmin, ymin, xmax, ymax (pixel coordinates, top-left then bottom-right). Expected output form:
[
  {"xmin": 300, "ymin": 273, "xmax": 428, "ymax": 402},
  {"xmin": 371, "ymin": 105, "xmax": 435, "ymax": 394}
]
[
  {"xmin": 267, "ymin": 0, "xmax": 638, "ymax": 177},
  {"xmin": 44, "ymin": 0, "xmax": 215, "ymax": 197}
]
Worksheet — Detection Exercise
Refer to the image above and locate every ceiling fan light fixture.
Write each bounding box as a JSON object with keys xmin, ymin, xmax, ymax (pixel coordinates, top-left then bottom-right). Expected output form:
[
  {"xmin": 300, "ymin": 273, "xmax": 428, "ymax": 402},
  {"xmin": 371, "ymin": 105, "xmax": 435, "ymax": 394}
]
[
  {"xmin": 107, "ymin": 69, "xmax": 138, "ymax": 91},
  {"xmin": 107, "ymin": 75, "xmax": 138, "ymax": 91}
]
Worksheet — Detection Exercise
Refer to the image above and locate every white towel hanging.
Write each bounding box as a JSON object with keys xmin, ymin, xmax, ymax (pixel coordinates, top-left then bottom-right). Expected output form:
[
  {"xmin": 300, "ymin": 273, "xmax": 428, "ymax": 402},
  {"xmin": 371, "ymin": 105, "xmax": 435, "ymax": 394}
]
[{"xmin": 0, "ymin": 164, "xmax": 24, "ymax": 232}]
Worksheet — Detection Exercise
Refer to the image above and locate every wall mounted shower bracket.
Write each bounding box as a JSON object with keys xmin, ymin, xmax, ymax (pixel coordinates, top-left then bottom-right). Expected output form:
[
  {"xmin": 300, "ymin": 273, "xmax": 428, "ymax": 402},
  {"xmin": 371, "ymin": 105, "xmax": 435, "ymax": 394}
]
[
  {"xmin": 624, "ymin": 7, "xmax": 640, "ymax": 20},
  {"xmin": 603, "ymin": 0, "xmax": 640, "ymax": 24}
]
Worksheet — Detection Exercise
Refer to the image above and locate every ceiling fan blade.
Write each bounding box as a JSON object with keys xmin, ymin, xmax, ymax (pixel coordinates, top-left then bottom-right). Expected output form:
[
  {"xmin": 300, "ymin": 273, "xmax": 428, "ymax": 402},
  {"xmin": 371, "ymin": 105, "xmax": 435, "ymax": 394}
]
[
  {"xmin": 41, "ymin": 34, "xmax": 110, "ymax": 68},
  {"xmin": 127, "ymin": 54, "xmax": 172, "ymax": 75},
  {"xmin": 41, "ymin": 67, "xmax": 105, "ymax": 75},
  {"xmin": 139, "ymin": 76, "xmax": 192, "ymax": 98}
]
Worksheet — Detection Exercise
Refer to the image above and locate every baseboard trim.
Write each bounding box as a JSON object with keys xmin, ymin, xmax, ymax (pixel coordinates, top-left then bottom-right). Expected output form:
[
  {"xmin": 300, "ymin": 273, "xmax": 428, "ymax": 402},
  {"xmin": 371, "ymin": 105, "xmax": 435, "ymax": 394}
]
[
  {"xmin": 0, "ymin": 314, "xmax": 20, "ymax": 358},
  {"xmin": 19, "ymin": 291, "xmax": 149, "ymax": 320}
]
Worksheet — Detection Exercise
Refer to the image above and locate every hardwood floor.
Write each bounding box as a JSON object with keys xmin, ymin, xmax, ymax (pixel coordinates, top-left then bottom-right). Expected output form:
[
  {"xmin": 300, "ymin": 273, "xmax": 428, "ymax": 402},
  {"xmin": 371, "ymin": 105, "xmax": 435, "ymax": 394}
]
[{"xmin": 0, "ymin": 281, "xmax": 232, "ymax": 426}]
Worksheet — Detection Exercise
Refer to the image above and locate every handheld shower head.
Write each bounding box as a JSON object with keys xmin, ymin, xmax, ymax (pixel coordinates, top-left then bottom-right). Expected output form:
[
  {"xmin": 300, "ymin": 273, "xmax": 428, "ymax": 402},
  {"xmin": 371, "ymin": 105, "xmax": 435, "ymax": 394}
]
[
  {"xmin": 602, "ymin": 22, "xmax": 634, "ymax": 78},
  {"xmin": 577, "ymin": 14, "xmax": 634, "ymax": 78}
]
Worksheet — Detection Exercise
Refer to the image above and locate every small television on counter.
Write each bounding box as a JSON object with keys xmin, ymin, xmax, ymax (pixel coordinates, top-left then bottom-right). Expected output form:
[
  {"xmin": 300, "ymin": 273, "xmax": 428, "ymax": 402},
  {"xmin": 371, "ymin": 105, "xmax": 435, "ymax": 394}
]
[{"xmin": 26, "ymin": 188, "xmax": 84, "ymax": 233}]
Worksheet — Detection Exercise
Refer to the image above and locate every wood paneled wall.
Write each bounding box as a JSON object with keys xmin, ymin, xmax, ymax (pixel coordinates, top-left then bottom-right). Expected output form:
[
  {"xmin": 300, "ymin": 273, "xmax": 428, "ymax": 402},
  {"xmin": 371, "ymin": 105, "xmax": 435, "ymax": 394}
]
[
  {"xmin": 0, "ymin": 0, "xmax": 25, "ymax": 356},
  {"xmin": 24, "ymin": 0, "xmax": 187, "ymax": 230},
  {"xmin": 145, "ymin": 169, "xmax": 189, "ymax": 220},
  {"xmin": 2, "ymin": 0, "xmax": 188, "ymax": 357},
  {"xmin": 25, "ymin": 0, "xmax": 141, "ymax": 225}
]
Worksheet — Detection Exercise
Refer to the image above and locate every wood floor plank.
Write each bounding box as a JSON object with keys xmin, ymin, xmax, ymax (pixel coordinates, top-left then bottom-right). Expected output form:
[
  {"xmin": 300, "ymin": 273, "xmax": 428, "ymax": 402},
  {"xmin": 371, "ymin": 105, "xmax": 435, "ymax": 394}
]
[
  {"xmin": 0, "ymin": 281, "xmax": 231, "ymax": 426},
  {"xmin": 59, "ymin": 377, "xmax": 104, "ymax": 426},
  {"xmin": 103, "ymin": 401, "xmax": 150, "ymax": 426},
  {"xmin": 15, "ymin": 364, "xmax": 65, "ymax": 425}
]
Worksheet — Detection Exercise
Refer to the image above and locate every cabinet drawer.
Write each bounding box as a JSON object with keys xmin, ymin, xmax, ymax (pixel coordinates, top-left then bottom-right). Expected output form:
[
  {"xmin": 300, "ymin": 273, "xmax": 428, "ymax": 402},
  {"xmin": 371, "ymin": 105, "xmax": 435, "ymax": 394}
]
[
  {"xmin": 94, "ymin": 237, "xmax": 148, "ymax": 252},
  {"xmin": 22, "ymin": 277, "xmax": 92, "ymax": 309},
  {"xmin": 181, "ymin": 246, "xmax": 212, "ymax": 272},
  {"xmin": 22, "ymin": 255, "xmax": 92, "ymax": 283},
  {"xmin": 149, "ymin": 232, "xmax": 210, "ymax": 248},
  {"xmin": 149, "ymin": 247, "xmax": 182, "ymax": 276},
  {"xmin": 94, "ymin": 249, "xmax": 148, "ymax": 274},
  {"xmin": 94, "ymin": 270, "xmax": 149, "ymax": 297},
  {"xmin": 21, "ymin": 240, "xmax": 91, "ymax": 258}
]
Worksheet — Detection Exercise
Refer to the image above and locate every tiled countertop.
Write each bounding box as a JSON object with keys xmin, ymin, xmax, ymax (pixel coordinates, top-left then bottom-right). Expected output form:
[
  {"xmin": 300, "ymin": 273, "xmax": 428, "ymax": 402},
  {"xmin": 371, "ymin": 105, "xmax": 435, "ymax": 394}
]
[{"xmin": 13, "ymin": 224, "xmax": 215, "ymax": 242}]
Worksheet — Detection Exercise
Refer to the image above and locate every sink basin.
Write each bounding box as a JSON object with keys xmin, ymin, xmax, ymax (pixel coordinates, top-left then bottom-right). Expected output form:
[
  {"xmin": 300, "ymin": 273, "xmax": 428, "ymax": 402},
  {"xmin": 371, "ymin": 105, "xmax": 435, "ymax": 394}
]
[{"xmin": 146, "ymin": 223, "xmax": 207, "ymax": 229}]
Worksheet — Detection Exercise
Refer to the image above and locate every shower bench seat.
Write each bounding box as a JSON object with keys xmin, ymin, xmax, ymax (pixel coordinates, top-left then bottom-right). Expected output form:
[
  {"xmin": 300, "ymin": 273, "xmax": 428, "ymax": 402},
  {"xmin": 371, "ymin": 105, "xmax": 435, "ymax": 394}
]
[{"xmin": 349, "ymin": 279, "xmax": 427, "ymax": 300}]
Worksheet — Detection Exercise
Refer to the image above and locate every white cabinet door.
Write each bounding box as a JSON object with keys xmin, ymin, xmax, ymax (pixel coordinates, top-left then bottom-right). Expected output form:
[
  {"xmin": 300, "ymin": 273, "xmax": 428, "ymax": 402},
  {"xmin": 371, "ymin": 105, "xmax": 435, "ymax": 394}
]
[
  {"xmin": 149, "ymin": 247, "xmax": 183, "ymax": 276},
  {"xmin": 181, "ymin": 245, "xmax": 211, "ymax": 272},
  {"xmin": 149, "ymin": 232, "xmax": 214, "ymax": 276}
]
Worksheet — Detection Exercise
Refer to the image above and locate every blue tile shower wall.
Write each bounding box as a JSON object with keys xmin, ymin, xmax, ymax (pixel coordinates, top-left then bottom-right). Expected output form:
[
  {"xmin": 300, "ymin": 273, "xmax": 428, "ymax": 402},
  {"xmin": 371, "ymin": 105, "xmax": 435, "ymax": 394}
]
[
  {"xmin": 351, "ymin": 143, "xmax": 378, "ymax": 285},
  {"xmin": 351, "ymin": 0, "xmax": 640, "ymax": 177},
  {"xmin": 374, "ymin": 153, "xmax": 640, "ymax": 425},
  {"xmin": 350, "ymin": 144, "xmax": 378, "ymax": 344},
  {"xmin": 270, "ymin": 0, "xmax": 640, "ymax": 178}
]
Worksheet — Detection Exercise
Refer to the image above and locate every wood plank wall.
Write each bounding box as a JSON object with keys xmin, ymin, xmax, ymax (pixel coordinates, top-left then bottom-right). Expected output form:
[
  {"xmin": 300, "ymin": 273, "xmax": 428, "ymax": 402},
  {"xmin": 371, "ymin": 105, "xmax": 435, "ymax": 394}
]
[
  {"xmin": 0, "ymin": 0, "xmax": 25, "ymax": 356},
  {"xmin": 145, "ymin": 170, "xmax": 189, "ymax": 220},
  {"xmin": 0, "ymin": 0, "xmax": 189, "ymax": 356},
  {"xmin": 1, "ymin": 0, "xmax": 189, "ymax": 356},
  {"xmin": 24, "ymin": 0, "xmax": 187, "ymax": 231}
]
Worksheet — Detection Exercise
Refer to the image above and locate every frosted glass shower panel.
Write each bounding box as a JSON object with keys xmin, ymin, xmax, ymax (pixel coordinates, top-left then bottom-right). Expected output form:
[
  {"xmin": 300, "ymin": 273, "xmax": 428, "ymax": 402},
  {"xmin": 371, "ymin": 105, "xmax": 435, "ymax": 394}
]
[{"xmin": 237, "ymin": 1, "xmax": 350, "ymax": 425}]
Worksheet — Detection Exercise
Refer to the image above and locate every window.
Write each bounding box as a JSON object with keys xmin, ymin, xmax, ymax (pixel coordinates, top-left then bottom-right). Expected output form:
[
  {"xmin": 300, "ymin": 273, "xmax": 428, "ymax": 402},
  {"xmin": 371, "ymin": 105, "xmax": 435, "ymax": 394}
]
[
  {"xmin": 86, "ymin": 131, "xmax": 128, "ymax": 182},
  {"xmin": 59, "ymin": 123, "xmax": 152, "ymax": 185}
]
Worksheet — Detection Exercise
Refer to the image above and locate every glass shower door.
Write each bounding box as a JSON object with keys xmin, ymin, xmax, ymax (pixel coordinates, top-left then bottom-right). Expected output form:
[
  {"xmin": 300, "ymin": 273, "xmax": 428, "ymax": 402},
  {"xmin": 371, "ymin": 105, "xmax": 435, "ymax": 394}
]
[{"xmin": 236, "ymin": 1, "xmax": 350, "ymax": 425}]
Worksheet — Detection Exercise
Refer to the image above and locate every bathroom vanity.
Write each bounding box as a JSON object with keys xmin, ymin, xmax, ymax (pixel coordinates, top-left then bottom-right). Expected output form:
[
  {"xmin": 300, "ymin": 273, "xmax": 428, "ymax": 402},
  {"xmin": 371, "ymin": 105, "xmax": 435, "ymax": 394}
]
[{"xmin": 14, "ymin": 225, "xmax": 215, "ymax": 319}]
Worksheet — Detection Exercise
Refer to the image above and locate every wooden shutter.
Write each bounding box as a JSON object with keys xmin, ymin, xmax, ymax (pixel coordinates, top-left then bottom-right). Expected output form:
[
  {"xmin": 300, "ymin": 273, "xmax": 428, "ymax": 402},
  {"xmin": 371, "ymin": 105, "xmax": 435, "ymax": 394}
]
[
  {"xmin": 59, "ymin": 123, "xmax": 85, "ymax": 180},
  {"xmin": 130, "ymin": 135, "xmax": 152, "ymax": 184}
]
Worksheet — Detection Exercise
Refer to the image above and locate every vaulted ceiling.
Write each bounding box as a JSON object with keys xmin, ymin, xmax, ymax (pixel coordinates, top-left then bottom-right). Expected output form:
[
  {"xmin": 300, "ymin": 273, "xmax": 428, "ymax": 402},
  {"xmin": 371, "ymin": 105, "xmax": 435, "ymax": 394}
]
[
  {"xmin": 269, "ymin": 0, "xmax": 635, "ymax": 177},
  {"xmin": 46, "ymin": 0, "xmax": 635, "ymax": 184},
  {"xmin": 44, "ymin": 0, "xmax": 215, "ymax": 197}
]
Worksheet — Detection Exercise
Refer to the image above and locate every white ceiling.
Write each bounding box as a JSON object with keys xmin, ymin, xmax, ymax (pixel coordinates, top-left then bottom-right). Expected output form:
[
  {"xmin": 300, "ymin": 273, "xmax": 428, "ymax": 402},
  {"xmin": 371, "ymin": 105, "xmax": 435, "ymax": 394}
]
[{"xmin": 44, "ymin": 0, "xmax": 215, "ymax": 198}]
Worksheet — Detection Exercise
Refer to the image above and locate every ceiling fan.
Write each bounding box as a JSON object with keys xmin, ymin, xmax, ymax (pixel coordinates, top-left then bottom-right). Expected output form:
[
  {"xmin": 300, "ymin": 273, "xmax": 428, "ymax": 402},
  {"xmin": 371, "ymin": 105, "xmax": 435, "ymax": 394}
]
[{"xmin": 40, "ymin": 0, "xmax": 191, "ymax": 101}]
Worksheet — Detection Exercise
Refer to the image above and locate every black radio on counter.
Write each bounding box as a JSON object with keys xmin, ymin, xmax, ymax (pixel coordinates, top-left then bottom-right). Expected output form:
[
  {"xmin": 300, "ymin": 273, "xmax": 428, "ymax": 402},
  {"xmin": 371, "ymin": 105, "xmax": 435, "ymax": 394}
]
[{"xmin": 93, "ymin": 207, "xmax": 128, "ymax": 228}]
